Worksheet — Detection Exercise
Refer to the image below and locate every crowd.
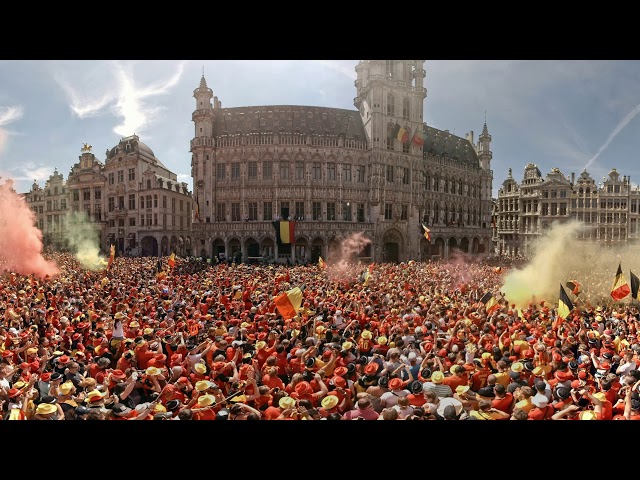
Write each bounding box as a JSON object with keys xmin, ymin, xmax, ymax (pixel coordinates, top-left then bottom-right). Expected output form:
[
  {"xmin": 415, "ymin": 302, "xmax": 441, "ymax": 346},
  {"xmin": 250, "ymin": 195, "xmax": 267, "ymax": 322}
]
[{"xmin": 1, "ymin": 251, "xmax": 639, "ymax": 421}]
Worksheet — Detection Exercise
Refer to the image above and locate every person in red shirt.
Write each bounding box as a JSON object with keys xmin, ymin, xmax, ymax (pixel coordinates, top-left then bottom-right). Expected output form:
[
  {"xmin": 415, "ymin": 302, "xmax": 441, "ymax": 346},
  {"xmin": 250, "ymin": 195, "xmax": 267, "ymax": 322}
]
[
  {"xmin": 491, "ymin": 383, "xmax": 514, "ymax": 415},
  {"xmin": 527, "ymin": 396, "xmax": 555, "ymax": 420},
  {"xmin": 442, "ymin": 365, "xmax": 468, "ymax": 393}
]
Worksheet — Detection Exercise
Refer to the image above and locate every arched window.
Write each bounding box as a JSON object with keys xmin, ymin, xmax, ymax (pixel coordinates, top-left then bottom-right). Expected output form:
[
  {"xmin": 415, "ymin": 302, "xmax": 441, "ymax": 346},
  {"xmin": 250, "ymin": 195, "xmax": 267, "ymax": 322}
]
[
  {"xmin": 444, "ymin": 176, "xmax": 449, "ymax": 194},
  {"xmin": 386, "ymin": 123, "xmax": 395, "ymax": 150},
  {"xmin": 424, "ymin": 172, "xmax": 431, "ymax": 191},
  {"xmin": 433, "ymin": 175, "xmax": 439, "ymax": 193},
  {"xmin": 402, "ymin": 98, "xmax": 410, "ymax": 120},
  {"xmin": 387, "ymin": 93, "xmax": 395, "ymax": 116},
  {"xmin": 147, "ymin": 179, "xmax": 151, "ymax": 189},
  {"xmin": 433, "ymin": 202, "xmax": 439, "ymax": 224}
]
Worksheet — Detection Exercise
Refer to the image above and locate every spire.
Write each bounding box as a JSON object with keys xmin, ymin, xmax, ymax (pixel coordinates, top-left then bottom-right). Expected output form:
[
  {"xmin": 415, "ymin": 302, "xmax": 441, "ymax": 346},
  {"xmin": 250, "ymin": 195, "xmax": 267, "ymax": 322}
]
[
  {"xmin": 481, "ymin": 110, "xmax": 489, "ymax": 137},
  {"xmin": 199, "ymin": 73, "xmax": 208, "ymax": 90}
]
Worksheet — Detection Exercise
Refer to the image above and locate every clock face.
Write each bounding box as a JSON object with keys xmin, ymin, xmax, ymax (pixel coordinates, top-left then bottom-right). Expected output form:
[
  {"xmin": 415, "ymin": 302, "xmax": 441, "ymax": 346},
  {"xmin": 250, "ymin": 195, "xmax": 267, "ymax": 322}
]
[{"xmin": 196, "ymin": 180, "xmax": 205, "ymax": 189}]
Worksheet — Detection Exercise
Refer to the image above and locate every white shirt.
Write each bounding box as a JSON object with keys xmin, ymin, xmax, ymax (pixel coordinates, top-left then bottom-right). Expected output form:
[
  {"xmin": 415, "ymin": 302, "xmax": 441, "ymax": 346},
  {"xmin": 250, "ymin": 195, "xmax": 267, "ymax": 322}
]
[{"xmin": 380, "ymin": 389, "xmax": 410, "ymax": 407}]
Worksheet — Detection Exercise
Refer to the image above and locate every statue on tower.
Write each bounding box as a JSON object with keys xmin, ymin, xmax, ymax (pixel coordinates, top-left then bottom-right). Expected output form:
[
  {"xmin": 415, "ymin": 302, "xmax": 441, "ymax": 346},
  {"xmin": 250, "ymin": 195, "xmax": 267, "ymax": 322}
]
[{"xmin": 81, "ymin": 143, "xmax": 93, "ymax": 153}]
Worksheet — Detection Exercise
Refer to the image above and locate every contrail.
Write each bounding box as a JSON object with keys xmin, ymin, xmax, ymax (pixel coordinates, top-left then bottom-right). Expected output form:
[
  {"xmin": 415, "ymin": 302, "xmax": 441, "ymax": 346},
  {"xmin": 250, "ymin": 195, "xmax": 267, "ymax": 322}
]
[{"xmin": 584, "ymin": 102, "xmax": 640, "ymax": 170}]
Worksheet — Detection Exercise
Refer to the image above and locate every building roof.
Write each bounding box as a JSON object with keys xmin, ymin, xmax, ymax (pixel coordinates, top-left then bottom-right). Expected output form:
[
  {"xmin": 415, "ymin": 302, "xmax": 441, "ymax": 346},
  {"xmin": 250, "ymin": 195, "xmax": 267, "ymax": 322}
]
[
  {"xmin": 107, "ymin": 135, "xmax": 168, "ymax": 170},
  {"xmin": 422, "ymin": 125, "xmax": 479, "ymax": 166},
  {"xmin": 213, "ymin": 105, "xmax": 366, "ymax": 140}
]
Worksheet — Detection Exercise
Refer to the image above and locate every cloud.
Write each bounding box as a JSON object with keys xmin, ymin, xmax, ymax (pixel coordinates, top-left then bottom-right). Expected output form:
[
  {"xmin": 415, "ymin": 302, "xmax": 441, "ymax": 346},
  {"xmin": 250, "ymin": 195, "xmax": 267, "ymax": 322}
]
[
  {"xmin": 54, "ymin": 60, "xmax": 187, "ymax": 138},
  {"xmin": 9, "ymin": 164, "xmax": 53, "ymax": 182},
  {"xmin": 0, "ymin": 105, "xmax": 24, "ymax": 154},
  {"xmin": 317, "ymin": 60, "xmax": 358, "ymax": 80}
]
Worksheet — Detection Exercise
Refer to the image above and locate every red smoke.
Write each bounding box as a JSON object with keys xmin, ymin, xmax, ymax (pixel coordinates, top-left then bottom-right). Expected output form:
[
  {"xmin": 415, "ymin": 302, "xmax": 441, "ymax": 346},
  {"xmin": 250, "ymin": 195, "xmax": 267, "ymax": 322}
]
[
  {"xmin": 326, "ymin": 232, "xmax": 372, "ymax": 282},
  {"xmin": 0, "ymin": 181, "xmax": 59, "ymax": 278}
]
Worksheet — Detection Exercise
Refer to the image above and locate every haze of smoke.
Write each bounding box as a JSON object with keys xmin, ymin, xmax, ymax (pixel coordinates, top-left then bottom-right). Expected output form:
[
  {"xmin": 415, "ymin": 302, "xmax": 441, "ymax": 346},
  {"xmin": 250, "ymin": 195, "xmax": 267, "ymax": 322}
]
[
  {"xmin": 326, "ymin": 232, "xmax": 372, "ymax": 282},
  {"xmin": 65, "ymin": 211, "xmax": 108, "ymax": 271},
  {"xmin": 501, "ymin": 220, "xmax": 638, "ymax": 309},
  {"xmin": 0, "ymin": 182, "xmax": 60, "ymax": 278}
]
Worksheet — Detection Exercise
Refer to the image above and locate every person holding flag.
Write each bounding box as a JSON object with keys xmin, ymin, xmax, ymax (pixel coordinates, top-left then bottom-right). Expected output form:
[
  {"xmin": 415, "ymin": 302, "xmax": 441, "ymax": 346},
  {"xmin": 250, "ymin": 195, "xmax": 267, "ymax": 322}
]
[
  {"xmin": 422, "ymin": 224, "xmax": 431, "ymax": 242},
  {"xmin": 557, "ymin": 284, "xmax": 573, "ymax": 321}
]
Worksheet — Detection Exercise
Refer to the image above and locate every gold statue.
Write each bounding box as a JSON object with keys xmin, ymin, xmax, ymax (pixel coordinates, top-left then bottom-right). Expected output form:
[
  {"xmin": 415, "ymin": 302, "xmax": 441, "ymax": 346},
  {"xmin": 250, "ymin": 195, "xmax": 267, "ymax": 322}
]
[{"xmin": 81, "ymin": 143, "xmax": 93, "ymax": 153}]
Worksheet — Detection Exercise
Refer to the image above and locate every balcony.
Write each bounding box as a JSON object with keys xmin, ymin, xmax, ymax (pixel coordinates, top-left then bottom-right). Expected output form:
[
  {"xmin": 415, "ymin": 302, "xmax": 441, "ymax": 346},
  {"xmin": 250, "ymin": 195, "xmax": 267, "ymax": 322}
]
[{"xmin": 192, "ymin": 220, "xmax": 375, "ymax": 236}]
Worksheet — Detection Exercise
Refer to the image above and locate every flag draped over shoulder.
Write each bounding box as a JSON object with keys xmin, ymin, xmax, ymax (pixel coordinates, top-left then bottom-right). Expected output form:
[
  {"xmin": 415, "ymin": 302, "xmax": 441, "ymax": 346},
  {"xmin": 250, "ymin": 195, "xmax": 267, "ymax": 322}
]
[
  {"xmin": 107, "ymin": 244, "xmax": 115, "ymax": 269},
  {"xmin": 558, "ymin": 284, "xmax": 573, "ymax": 320},
  {"xmin": 479, "ymin": 291, "xmax": 499, "ymax": 314},
  {"xmin": 274, "ymin": 287, "xmax": 303, "ymax": 320},
  {"xmin": 422, "ymin": 224, "xmax": 431, "ymax": 242},
  {"xmin": 318, "ymin": 256, "xmax": 327, "ymax": 270},
  {"xmin": 611, "ymin": 262, "xmax": 631, "ymax": 301},
  {"xmin": 631, "ymin": 270, "xmax": 639, "ymax": 300}
]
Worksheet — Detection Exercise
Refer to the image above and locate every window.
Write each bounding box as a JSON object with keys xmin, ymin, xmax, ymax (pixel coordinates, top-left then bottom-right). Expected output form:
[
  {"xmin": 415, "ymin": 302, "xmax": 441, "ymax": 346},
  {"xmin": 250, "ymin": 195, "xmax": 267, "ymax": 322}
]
[
  {"xmin": 313, "ymin": 162, "xmax": 321, "ymax": 181},
  {"xmin": 327, "ymin": 163, "xmax": 336, "ymax": 181},
  {"xmin": 231, "ymin": 162, "xmax": 240, "ymax": 180},
  {"xmin": 402, "ymin": 167, "xmax": 410, "ymax": 185},
  {"xmin": 312, "ymin": 201, "xmax": 321, "ymax": 221},
  {"xmin": 357, "ymin": 165, "xmax": 365, "ymax": 183},
  {"xmin": 551, "ymin": 203, "xmax": 557, "ymax": 215},
  {"xmin": 163, "ymin": 196, "xmax": 167, "ymax": 208},
  {"xmin": 46, "ymin": 200, "xmax": 51, "ymax": 211},
  {"xmin": 402, "ymin": 140, "xmax": 410, "ymax": 153},
  {"xmin": 61, "ymin": 199, "xmax": 66, "ymax": 210},
  {"xmin": 327, "ymin": 202, "xmax": 336, "ymax": 221},
  {"xmin": 128, "ymin": 194, "xmax": 135, "ymax": 210},
  {"xmin": 216, "ymin": 164, "xmax": 225, "ymax": 180},
  {"xmin": 118, "ymin": 196, "xmax": 125, "ymax": 210},
  {"xmin": 279, "ymin": 162, "xmax": 289, "ymax": 180},
  {"xmin": 140, "ymin": 196, "xmax": 145, "ymax": 209},
  {"xmin": 295, "ymin": 162, "xmax": 304, "ymax": 180},
  {"xmin": 542, "ymin": 204, "xmax": 549, "ymax": 215},
  {"xmin": 387, "ymin": 124, "xmax": 395, "ymax": 150},
  {"xmin": 118, "ymin": 170, "xmax": 124, "ymax": 183},
  {"xmin": 154, "ymin": 195, "xmax": 158, "ymax": 208},
  {"xmin": 147, "ymin": 179, "xmax": 152, "ymax": 189},
  {"xmin": 401, "ymin": 205, "xmax": 408, "ymax": 220},
  {"xmin": 560, "ymin": 203, "xmax": 567, "ymax": 216},
  {"xmin": 82, "ymin": 188, "xmax": 91, "ymax": 201},
  {"xmin": 342, "ymin": 164, "xmax": 352, "ymax": 182},
  {"xmin": 342, "ymin": 202, "xmax": 352, "ymax": 221},
  {"xmin": 385, "ymin": 203, "xmax": 393, "ymax": 220},
  {"xmin": 263, "ymin": 202, "xmax": 272, "ymax": 221},
  {"xmin": 108, "ymin": 173, "xmax": 114, "ymax": 185},
  {"xmin": 424, "ymin": 173, "xmax": 430, "ymax": 191},
  {"xmin": 171, "ymin": 198, "xmax": 176, "ymax": 211},
  {"xmin": 295, "ymin": 201, "xmax": 304, "ymax": 219},
  {"xmin": 357, "ymin": 203, "xmax": 365, "ymax": 222},
  {"xmin": 72, "ymin": 190, "xmax": 80, "ymax": 202},
  {"xmin": 551, "ymin": 190, "xmax": 557, "ymax": 198},
  {"xmin": 128, "ymin": 168, "xmax": 135, "ymax": 181},
  {"xmin": 129, "ymin": 217, "xmax": 136, "ymax": 227},
  {"xmin": 109, "ymin": 219, "xmax": 115, "ymax": 228},
  {"xmin": 263, "ymin": 161, "xmax": 272, "ymax": 180},
  {"xmin": 386, "ymin": 165, "xmax": 394, "ymax": 183},
  {"xmin": 108, "ymin": 197, "xmax": 115, "ymax": 212},
  {"xmin": 179, "ymin": 200, "xmax": 183, "ymax": 212},
  {"xmin": 147, "ymin": 214, "xmax": 152, "ymax": 226},
  {"xmin": 94, "ymin": 188, "xmax": 101, "ymax": 200},
  {"xmin": 280, "ymin": 202, "xmax": 289, "ymax": 219},
  {"xmin": 248, "ymin": 161, "xmax": 257, "ymax": 180},
  {"xmin": 387, "ymin": 93, "xmax": 395, "ymax": 116},
  {"xmin": 402, "ymin": 98, "xmax": 410, "ymax": 120},
  {"xmin": 146, "ymin": 195, "xmax": 152, "ymax": 209},
  {"xmin": 248, "ymin": 202, "xmax": 257, "ymax": 221}
]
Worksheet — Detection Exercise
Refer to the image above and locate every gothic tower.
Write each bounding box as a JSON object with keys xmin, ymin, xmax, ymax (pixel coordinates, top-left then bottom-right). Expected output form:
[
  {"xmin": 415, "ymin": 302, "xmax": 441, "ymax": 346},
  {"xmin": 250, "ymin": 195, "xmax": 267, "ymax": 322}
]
[{"xmin": 191, "ymin": 74, "xmax": 215, "ymax": 222}]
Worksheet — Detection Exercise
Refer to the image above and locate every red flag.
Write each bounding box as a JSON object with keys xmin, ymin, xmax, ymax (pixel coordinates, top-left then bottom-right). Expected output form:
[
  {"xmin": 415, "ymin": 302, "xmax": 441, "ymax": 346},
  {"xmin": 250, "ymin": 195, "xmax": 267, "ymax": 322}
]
[
  {"xmin": 611, "ymin": 263, "xmax": 631, "ymax": 301},
  {"xmin": 168, "ymin": 253, "xmax": 176, "ymax": 270},
  {"xmin": 274, "ymin": 287, "xmax": 303, "ymax": 320}
]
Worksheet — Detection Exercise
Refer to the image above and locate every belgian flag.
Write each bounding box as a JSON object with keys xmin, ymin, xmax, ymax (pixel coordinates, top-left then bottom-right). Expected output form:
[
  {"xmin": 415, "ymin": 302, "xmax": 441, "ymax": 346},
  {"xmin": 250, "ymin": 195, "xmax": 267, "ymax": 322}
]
[{"xmin": 558, "ymin": 284, "xmax": 573, "ymax": 320}]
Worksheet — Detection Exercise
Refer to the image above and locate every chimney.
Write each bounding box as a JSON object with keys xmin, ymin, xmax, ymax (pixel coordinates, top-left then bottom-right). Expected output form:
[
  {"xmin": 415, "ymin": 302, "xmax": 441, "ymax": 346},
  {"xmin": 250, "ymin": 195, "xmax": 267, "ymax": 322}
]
[
  {"xmin": 571, "ymin": 172, "xmax": 575, "ymax": 185},
  {"xmin": 468, "ymin": 130, "xmax": 474, "ymax": 144}
]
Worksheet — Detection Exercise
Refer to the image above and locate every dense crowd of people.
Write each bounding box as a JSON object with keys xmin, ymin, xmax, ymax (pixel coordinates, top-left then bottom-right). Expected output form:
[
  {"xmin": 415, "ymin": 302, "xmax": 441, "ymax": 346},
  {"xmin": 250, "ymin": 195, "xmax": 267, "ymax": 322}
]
[{"xmin": 1, "ymin": 251, "xmax": 639, "ymax": 420}]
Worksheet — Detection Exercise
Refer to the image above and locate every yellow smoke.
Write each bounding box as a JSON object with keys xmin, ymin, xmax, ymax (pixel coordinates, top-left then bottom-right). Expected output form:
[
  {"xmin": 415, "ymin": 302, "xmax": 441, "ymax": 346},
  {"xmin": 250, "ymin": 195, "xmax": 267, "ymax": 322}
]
[
  {"xmin": 501, "ymin": 219, "xmax": 638, "ymax": 310},
  {"xmin": 64, "ymin": 211, "xmax": 108, "ymax": 271}
]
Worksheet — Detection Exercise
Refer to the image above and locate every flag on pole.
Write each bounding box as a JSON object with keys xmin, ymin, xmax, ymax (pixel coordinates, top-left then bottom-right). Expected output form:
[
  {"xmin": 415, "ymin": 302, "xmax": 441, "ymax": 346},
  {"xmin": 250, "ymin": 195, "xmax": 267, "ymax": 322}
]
[
  {"xmin": 107, "ymin": 244, "xmax": 115, "ymax": 269},
  {"xmin": 412, "ymin": 129, "xmax": 426, "ymax": 146},
  {"xmin": 168, "ymin": 252, "xmax": 176, "ymax": 270},
  {"xmin": 611, "ymin": 262, "xmax": 631, "ymax": 301},
  {"xmin": 318, "ymin": 256, "xmax": 327, "ymax": 270},
  {"xmin": 392, "ymin": 122, "xmax": 401, "ymax": 141},
  {"xmin": 272, "ymin": 221, "xmax": 296, "ymax": 244},
  {"xmin": 479, "ymin": 291, "xmax": 499, "ymax": 314},
  {"xmin": 630, "ymin": 270, "xmax": 639, "ymax": 300},
  {"xmin": 422, "ymin": 224, "xmax": 431, "ymax": 242},
  {"xmin": 396, "ymin": 125, "xmax": 409, "ymax": 143},
  {"xmin": 566, "ymin": 280, "xmax": 581, "ymax": 296},
  {"xmin": 274, "ymin": 287, "xmax": 303, "ymax": 320},
  {"xmin": 558, "ymin": 284, "xmax": 573, "ymax": 320}
]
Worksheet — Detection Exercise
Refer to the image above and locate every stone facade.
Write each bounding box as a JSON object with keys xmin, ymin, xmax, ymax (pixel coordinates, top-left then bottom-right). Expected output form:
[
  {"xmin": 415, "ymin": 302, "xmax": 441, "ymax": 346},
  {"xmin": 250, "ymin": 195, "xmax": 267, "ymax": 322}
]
[
  {"xmin": 190, "ymin": 60, "xmax": 494, "ymax": 263},
  {"xmin": 494, "ymin": 165, "xmax": 640, "ymax": 256}
]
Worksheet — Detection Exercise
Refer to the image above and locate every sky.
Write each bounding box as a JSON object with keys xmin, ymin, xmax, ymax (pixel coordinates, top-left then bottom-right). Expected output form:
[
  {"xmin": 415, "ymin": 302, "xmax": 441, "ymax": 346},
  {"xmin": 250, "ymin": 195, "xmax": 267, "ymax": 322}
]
[{"xmin": 1, "ymin": 60, "xmax": 640, "ymax": 197}]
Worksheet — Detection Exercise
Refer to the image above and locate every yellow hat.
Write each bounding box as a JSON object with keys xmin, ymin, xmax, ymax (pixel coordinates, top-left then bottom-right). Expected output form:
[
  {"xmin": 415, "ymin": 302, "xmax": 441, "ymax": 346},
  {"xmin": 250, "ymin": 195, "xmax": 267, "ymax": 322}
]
[
  {"xmin": 241, "ymin": 322, "xmax": 250, "ymax": 329},
  {"xmin": 144, "ymin": 328, "xmax": 154, "ymax": 336},
  {"xmin": 342, "ymin": 341, "xmax": 353, "ymax": 350},
  {"xmin": 36, "ymin": 403, "xmax": 57, "ymax": 415},
  {"xmin": 579, "ymin": 410, "xmax": 598, "ymax": 420},
  {"xmin": 431, "ymin": 371, "xmax": 444, "ymax": 384},
  {"xmin": 278, "ymin": 396, "xmax": 296, "ymax": 409},
  {"xmin": 129, "ymin": 321, "xmax": 140, "ymax": 328},
  {"xmin": 316, "ymin": 325, "xmax": 326, "ymax": 334},
  {"xmin": 26, "ymin": 347, "xmax": 38, "ymax": 355},
  {"xmin": 321, "ymin": 395, "xmax": 339, "ymax": 410},
  {"xmin": 389, "ymin": 342, "xmax": 396, "ymax": 348},
  {"xmin": 194, "ymin": 363, "xmax": 207, "ymax": 374},
  {"xmin": 481, "ymin": 352, "xmax": 492, "ymax": 360},
  {"xmin": 85, "ymin": 389, "xmax": 107, "ymax": 402},
  {"xmin": 114, "ymin": 312, "xmax": 124, "ymax": 320},
  {"xmin": 195, "ymin": 380, "xmax": 214, "ymax": 392},
  {"xmin": 154, "ymin": 403, "xmax": 167, "ymax": 412},
  {"xmin": 593, "ymin": 392, "xmax": 607, "ymax": 403},
  {"xmin": 255, "ymin": 341, "xmax": 267, "ymax": 350},
  {"xmin": 59, "ymin": 381, "xmax": 75, "ymax": 395},
  {"xmin": 197, "ymin": 394, "xmax": 216, "ymax": 407},
  {"xmin": 145, "ymin": 367, "xmax": 161, "ymax": 376},
  {"xmin": 511, "ymin": 362, "xmax": 524, "ymax": 373},
  {"xmin": 455, "ymin": 385, "xmax": 470, "ymax": 395},
  {"xmin": 361, "ymin": 330, "xmax": 372, "ymax": 340},
  {"xmin": 377, "ymin": 336, "xmax": 388, "ymax": 345}
]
